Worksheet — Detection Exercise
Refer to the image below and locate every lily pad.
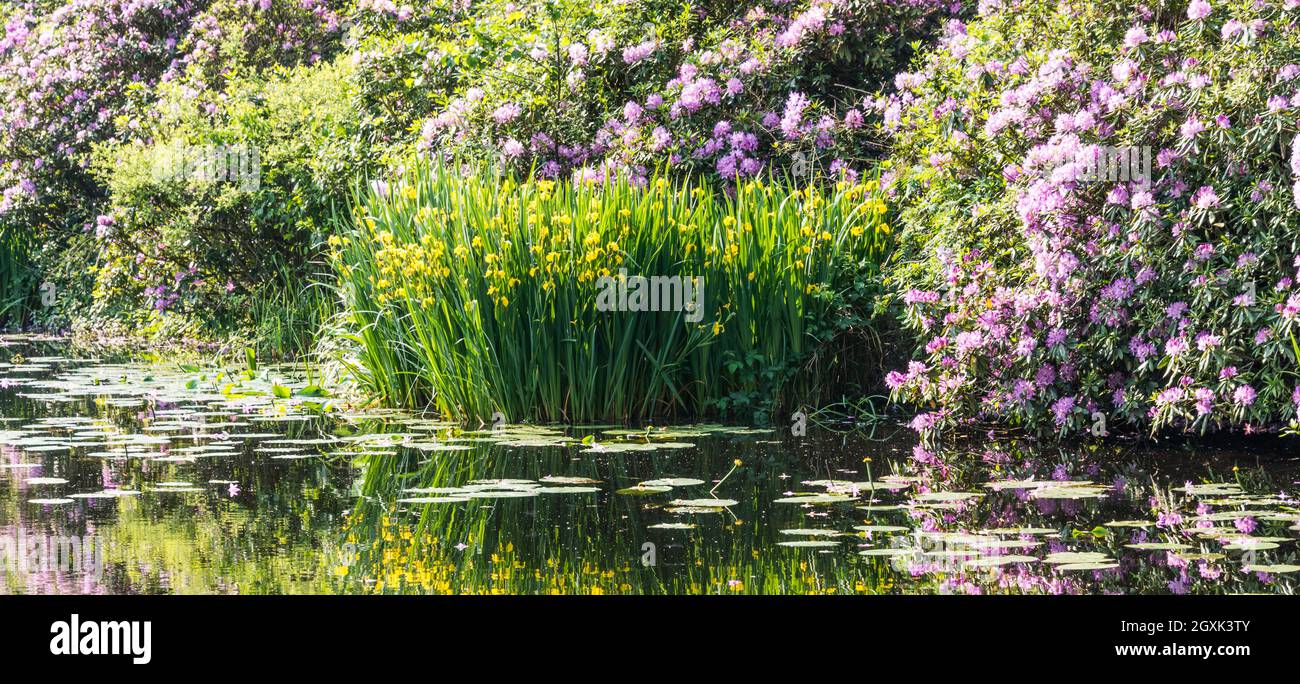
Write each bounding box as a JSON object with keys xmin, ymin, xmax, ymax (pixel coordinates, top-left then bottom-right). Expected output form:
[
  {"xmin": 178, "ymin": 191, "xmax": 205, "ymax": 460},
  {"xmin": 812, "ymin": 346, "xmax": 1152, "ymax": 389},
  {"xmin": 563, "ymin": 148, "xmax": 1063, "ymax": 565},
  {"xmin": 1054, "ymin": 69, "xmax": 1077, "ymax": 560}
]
[{"xmin": 668, "ymin": 498, "xmax": 737, "ymax": 508}]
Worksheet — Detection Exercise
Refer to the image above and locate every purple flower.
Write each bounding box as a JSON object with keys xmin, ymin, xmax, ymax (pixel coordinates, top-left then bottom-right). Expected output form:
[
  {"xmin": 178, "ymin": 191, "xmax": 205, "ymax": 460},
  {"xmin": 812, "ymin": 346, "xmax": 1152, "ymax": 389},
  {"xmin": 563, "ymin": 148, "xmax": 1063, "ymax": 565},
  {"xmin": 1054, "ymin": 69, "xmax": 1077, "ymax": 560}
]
[
  {"xmin": 780, "ymin": 92, "xmax": 810, "ymax": 140},
  {"xmin": 1051, "ymin": 396, "xmax": 1076, "ymax": 425},
  {"xmin": 622, "ymin": 40, "xmax": 658, "ymax": 65},
  {"xmin": 1194, "ymin": 332, "xmax": 1221, "ymax": 351},
  {"xmin": 1233, "ymin": 385, "xmax": 1257, "ymax": 406},
  {"xmin": 1192, "ymin": 186, "xmax": 1220, "ymax": 209},
  {"xmin": 492, "ymin": 103, "xmax": 521, "ymax": 124},
  {"xmin": 1123, "ymin": 25, "xmax": 1148, "ymax": 48},
  {"xmin": 909, "ymin": 412, "xmax": 941, "ymax": 433}
]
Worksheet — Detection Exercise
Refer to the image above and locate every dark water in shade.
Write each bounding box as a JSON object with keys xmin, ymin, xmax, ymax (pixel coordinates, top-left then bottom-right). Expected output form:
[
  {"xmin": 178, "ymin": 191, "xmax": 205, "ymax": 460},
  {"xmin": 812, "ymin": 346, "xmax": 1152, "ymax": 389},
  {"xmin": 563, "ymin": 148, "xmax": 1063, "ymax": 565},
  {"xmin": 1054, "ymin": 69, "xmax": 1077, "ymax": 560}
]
[{"xmin": 1, "ymin": 335, "xmax": 1298, "ymax": 595}]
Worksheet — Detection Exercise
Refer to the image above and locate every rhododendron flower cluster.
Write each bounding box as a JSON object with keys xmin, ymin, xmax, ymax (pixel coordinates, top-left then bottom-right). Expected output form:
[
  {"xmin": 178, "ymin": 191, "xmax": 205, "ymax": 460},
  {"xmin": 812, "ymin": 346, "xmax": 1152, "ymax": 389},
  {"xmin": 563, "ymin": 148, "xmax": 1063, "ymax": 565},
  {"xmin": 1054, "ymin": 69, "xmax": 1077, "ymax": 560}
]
[
  {"xmin": 883, "ymin": 0, "xmax": 1300, "ymax": 436},
  {"xmin": 368, "ymin": 0, "xmax": 964, "ymax": 186},
  {"xmin": 0, "ymin": 0, "xmax": 200, "ymax": 217}
]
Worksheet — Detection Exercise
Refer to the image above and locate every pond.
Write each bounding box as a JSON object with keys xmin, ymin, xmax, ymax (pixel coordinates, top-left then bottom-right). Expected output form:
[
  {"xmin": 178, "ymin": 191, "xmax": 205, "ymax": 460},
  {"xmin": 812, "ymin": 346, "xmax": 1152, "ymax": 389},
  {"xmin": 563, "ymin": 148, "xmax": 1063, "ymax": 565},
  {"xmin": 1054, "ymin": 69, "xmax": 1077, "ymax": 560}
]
[{"xmin": 1, "ymin": 335, "xmax": 1297, "ymax": 595}]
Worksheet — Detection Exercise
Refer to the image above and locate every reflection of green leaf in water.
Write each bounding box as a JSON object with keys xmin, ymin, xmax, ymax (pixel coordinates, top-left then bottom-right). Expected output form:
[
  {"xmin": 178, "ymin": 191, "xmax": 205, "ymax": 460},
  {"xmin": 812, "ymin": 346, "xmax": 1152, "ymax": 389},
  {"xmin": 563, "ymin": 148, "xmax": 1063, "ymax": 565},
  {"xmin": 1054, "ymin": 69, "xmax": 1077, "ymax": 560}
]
[
  {"xmin": 983, "ymin": 479, "xmax": 1047, "ymax": 490},
  {"xmin": 669, "ymin": 498, "xmax": 738, "ymax": 508},
  {"xmin": 966, "ymin": 539, "xmax": 1042, "ymax": 550},
  {"xmin": 404, "ymin": 487, "xmax": 471, "ymax": 495},
  {"xmin": 777, "ymin": 540, "xmax": 839, "ymax": 548},
  {"xmin": 583, "ymin": 441, "xmax": 695, "ymax": 453},
  {"xmin": 1189, "ymin": 526, "xmax": 1239, "ymax": 537},
  {"xmin": 806, "ymin": 479, "xmax": 905, "ymax": 492},
  {"xmin": 1242, "ymin": 564, "xmax": 1300, "ymax": 574},
  {"xmin": 964, "ymin": 555, "xmax": 1038, "ymax": 568},
  {"xmin": 853, "ymin": 525, "xmax": 909, "ymax": 533},
  {"xmin": 774, "ymin": 493, "xmax": 856, "ymax": 504},
  {"xmin": 500, "ymin": 438, "xmax": 576, "ymax": 448},
  {"xmin": 1103, "ymin": 520, "xmax": 1152, "ymax": 528},
  {"xmin": 25, "ymin": 477, "xmax": 67, "ymax": 485},
  {"xmin": 858, "ymin": 548, "xmax": 915, "ymax": 557},
  {"xmin": 539, "ymin": 476, "xmax": 602, "ymax": 485},
  {"xmin": 1220, "ymin": 538, "xmax": 1286, "ymax": 551},
  {"xmin": 1178, "ymin": 483, "xmax": 1243, "ymax": 497},
  {"xmin": 616, "ymin": 485, "xmax": 672, "ymax": 495},
  {"xmin": 464, "ymin": 490, "xmax": 540, "ymax": 499},
  {"xmin": 28, "ymin": 498, "xmax": 73, "ymax": 505},
  {"xmin": 407, "ymin": 442, "xmax": 473, "ymax": 452},
  {"xmin": 70, "ymin": 490, "xmax": 141, "ymax": 499},
  {"xmin": 1044, "ymin": 552, "xmax": 1112, "ymax": 564},
  {"xmin": 648, "ymin": 523, "xmax": 695, "ymax": 530},
  {"xmin": 1056, "ymin": 562, "xmax": 1119, "ymax": 571},
  {"xmin": 534, "ymin": 486, "xmax": 600, "ymax": 494},
  {"xmin": 1125, "ymin": 542, "xmax": 1193, "ymax": 550},
  {"xmin": 1031, "ymin": 484, "xmax": 1109, "ymax": 499},
  {"xmin": 780, "ymin": 528, "xmax": 844, "ymax": 537},
  {"xmin": 398, "ymin": 496, "xmax": 471, "ymax": 504},
  {"xmin": 640, "ymin": 477, "xmax": 705, "ymax": 487},
  {"xmin": 982, "ymin": 527, "xmax": 1059, "ymax": 535}
]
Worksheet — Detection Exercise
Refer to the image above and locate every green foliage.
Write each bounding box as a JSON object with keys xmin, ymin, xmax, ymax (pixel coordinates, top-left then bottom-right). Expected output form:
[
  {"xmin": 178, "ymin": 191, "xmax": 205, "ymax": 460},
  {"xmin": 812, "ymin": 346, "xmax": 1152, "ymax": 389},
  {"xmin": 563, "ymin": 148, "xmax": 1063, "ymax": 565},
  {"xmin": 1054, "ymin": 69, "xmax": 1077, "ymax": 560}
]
[
  {"xmin": 84, "ymin": 58, "xmax": 363, "ymax": 353},
  {"xmin": 330, "ymin": 162, "xmax": 891, "ymax": 423},
  {"xmin": 880, "ymin": 0, "xmax": 1300, "ymax": 435},
  {"xmin": 0, "ymin": 227, "xmax": 37, "ymax": 327},
  {"xmin": 356, "ymin": 0, "xmax": 958, "ymax": 181}
]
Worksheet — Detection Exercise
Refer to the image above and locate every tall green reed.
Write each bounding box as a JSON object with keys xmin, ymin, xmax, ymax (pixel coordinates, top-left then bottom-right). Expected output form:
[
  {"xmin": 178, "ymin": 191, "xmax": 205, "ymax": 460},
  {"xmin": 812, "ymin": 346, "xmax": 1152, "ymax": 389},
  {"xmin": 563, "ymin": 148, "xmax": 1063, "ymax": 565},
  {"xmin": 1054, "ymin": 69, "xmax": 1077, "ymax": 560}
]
[
  {"xmin": 0, "ymin": 227, "xmax": 36, "ymax": 326},
  {"xmin": 330, "ymin": 163, "xmax": 891, "ymax": 423},
  {"xmin": 245, "ymin": 261, "xmax": 338, "ymax": 360}
]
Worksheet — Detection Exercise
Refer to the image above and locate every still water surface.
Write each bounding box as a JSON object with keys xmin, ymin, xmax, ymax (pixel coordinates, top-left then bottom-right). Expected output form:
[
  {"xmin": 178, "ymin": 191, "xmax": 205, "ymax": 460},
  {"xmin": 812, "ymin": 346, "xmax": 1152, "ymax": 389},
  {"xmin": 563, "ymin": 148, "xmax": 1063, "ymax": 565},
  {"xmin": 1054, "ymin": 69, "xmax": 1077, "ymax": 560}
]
[{"xmin": 1, "ymin": 336, "xmax": 1297, "ymax": 594}]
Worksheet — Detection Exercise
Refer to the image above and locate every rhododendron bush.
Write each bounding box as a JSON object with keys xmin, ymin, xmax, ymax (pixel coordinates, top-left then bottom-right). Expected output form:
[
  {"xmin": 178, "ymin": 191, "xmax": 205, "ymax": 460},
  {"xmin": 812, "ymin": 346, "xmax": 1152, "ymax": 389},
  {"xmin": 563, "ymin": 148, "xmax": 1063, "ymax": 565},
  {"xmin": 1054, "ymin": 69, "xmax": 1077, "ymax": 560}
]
[
  {"xmin": 0, "ymin": 0, "xmax": 349, "ymax": 333},
  {"xmin": 0, "ymin": 0, "xmax": 197, "ymax": 224},
  {"xmin": 356, "ymin": 0, "xmax": 962, "ymax": 184},
  {"xmin": 2, "ymin": 0, "xmax": 959, "ymax": 339},
  {"xmin": 882, "ymin": 0, "xmax": 1300, "ymax": 436}
]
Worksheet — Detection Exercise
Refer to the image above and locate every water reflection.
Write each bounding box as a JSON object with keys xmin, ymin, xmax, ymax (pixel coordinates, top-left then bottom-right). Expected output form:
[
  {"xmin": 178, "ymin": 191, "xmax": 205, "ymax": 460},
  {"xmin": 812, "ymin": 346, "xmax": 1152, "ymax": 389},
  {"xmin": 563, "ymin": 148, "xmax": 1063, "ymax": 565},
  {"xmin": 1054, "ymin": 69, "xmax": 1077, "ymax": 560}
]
[
  {"xmin": 343, "ymin": 431, "xmax": 1300, "ymax": 595},
  {"xmin": 0, "ymin": 334, "xmax": 1297, "ymax": 595}
]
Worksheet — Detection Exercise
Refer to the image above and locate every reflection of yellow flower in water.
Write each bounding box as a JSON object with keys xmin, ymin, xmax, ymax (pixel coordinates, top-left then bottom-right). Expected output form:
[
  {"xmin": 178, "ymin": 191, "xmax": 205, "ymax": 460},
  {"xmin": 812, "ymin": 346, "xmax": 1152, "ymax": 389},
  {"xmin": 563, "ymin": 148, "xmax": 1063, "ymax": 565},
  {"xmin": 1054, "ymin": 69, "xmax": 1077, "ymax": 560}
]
[{"xmin": 712, "ymin": 321, "xmax": 724, "ymax": 335}]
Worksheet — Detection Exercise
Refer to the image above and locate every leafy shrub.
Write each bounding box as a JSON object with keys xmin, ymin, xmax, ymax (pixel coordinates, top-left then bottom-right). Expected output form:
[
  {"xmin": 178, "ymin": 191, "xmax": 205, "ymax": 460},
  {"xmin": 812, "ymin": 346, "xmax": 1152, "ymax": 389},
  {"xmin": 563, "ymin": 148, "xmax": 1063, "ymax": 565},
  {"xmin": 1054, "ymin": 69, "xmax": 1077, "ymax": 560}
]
[
  {"xmin": 331, "ymin": 162, "xmax": 891, "ymax": 422},
  {"xmin": 355, "ymin": 0, "xmax": 962, "ymax": 184},
  {"xmin": 179, "ymin": 0, "xmax": 347, "ymax": 92},
  {"xmin": 1, "ymin": 0, "xmax": 350, "ymax": 337},
  {"xmin": 0, "ymin": 0, "xmax": 206, "ymax": 276},
  {"xmin": 85, "ymin": 59, "xmax": 364, "ymax": 350},
  {"xmin": 881, "ymin": 0, "xmax": 1300, "ymax": 436}
]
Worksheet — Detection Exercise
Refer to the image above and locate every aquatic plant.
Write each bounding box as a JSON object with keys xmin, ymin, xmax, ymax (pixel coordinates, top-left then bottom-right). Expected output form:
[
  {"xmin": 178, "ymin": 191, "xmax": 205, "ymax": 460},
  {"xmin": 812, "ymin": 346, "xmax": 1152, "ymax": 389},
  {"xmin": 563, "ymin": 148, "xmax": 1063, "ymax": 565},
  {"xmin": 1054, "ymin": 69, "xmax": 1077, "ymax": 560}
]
[
  {"xmin": 330, "ymin": 162, "xmax": 891, "ymax": 423},
  {"xmin": 0, "ymin": 228, "xmax": 35, "ymax": 327}
]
